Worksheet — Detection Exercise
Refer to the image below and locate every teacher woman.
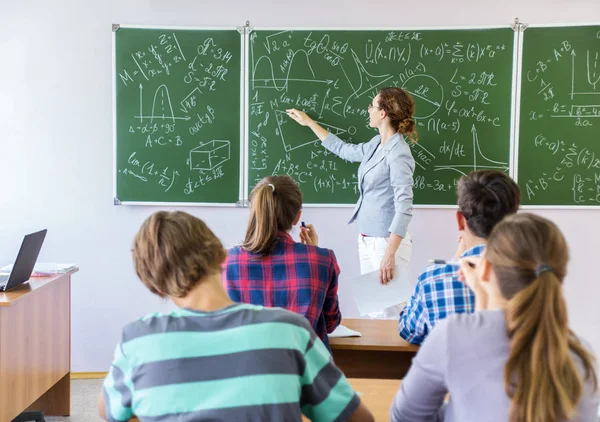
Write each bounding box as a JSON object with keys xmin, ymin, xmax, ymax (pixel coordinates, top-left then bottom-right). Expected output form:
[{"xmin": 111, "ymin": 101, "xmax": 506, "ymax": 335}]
[{"xmin": 287, "ymin": 87, "xmax": 417, "ymax": 315}]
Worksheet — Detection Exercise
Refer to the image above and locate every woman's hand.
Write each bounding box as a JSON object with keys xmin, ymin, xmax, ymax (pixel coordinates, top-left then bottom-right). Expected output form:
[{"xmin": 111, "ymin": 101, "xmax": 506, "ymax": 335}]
[
  {"xmin": 286, "ymin": 109, "xmax": 314, "ymax": 127},
  {"xmin": 299, "ymin": 224, "xmax": 318, "ymax": 246},
  {"xmin": 379, "ymin": 253, "xmax": 395, "ymax": 285},
  {"xmin": 285, "ymin": 109, "xmax": 329, "ymax": 141}
]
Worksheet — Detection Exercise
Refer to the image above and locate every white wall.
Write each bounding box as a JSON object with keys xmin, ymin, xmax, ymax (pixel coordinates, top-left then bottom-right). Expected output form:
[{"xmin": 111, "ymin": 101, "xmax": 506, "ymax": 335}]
[{"xmin": 1, "ymin": 0, "xmax": 599, "ymax": 371}]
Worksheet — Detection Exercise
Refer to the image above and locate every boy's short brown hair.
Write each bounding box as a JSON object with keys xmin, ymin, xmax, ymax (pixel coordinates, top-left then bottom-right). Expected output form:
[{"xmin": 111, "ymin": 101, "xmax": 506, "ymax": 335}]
[
  {"xmin": 132, "ymin": 211, "xmax": 226, "ymax": 298},
  {"xmin": 457, "ymin": 170, "xmax": 521, "ymax": 239}
]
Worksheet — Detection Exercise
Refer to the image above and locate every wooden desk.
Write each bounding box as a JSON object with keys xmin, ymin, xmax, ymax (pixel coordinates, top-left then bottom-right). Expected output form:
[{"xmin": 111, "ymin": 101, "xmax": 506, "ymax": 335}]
[
  {"xmin": 300, "ymin": 378, "xmax": 399, "ymax": 422},
  {"xmin": 349, "ymin": 378, "xmax": 399, "ymax": 421},
  {"xmin": 329, "ymin": 319, "xmax": 418, "ymax": 379},
  {"xmin": 0, "ymin": 270, "xmax": 77, "ymax": 421}
]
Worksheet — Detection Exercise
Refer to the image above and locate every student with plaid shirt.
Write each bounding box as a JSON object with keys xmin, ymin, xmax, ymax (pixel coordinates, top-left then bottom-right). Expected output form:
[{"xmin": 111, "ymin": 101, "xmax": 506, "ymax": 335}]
[
  {"xmin": 398, "ymin": 170, "xmax": 521, "ymax": 344},
  {"xmin": 392, "ymin": 214, "xmax": 598, "ymax": 422},
  {"xmin": 225, "ymin": 175, "xmax": 342, "ymax": 349}
]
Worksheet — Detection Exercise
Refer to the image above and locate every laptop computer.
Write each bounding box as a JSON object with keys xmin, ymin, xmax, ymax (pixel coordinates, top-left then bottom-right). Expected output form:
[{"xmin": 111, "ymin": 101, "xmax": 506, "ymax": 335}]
[{"xmin": 0, "ymin": 229, "xmax": 47, "ymax": 292}]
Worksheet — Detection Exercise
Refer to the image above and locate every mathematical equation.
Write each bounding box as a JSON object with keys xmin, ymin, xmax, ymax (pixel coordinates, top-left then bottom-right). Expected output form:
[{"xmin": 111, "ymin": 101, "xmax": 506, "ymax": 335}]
[
  {"xmin": 115, "ymin": 28, "xmax": 240, "ymax": 201},
  {"xmin": 524, "ymin": 38, "xmax": 599, "ymax": 128},
  {"xmin": 524, "ymin": 133, "xmax": 600, "ymax": 204},
  {"xmin": 519, "ymin": 27, "xmax": 600, "ymax": 206},
  {"xmin": 248, "ymin": 29, "xmax": 513, "ymax": 203}
]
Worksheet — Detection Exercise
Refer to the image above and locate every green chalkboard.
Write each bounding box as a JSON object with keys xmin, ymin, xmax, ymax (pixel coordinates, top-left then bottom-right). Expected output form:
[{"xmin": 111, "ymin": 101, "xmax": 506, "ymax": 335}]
[
  {"xmin": 518, "ymin": 25, "xmax": 600, "ymax": 206},
  {"xmin": 114, "ymin": 27, "xmax": 241, "ymax": 204},
  {"xmin": 247, "ymin": 28, "xmax": 515, "ymax": 205}
]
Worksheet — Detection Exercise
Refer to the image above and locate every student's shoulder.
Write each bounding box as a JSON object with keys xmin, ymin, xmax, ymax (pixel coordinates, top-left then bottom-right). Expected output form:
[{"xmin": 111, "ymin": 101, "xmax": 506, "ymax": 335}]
[
  {"xmin": 438, "ymin": 310, "xmax": 507, "ymax": 345},
  {"xmin": 568, "ymin": 330, "xmax": 596, "ymax": 362},
  {"xmin": 225, "ymin": 245, "xmax": 261, "ymax": 264},
  {"xmin": 254, "ymin": 306, "xmax": 315, "ymax": 336},
  {"xmin": 417, "ymin": 261, "xmax": 460, "ymax": 285},
  {"xmin": 119, "ymin": 311, "xmax": 177, "ymax": 343},
  {"xmin": 226, "ymin": 245, "xmax": 245, "ymax": 256},
  {"xmin": 292, "ymin": 242, "xmax": 337, "ymax": 260}
]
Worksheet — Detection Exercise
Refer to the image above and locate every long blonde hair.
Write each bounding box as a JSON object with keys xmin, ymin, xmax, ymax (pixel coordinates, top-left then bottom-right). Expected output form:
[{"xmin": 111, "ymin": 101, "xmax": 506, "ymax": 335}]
[
  {"xmin": 485, "ymin": 213, "xmax": 597, "ymax": 422},
  {"xmin": 242, "ymin": 175, "xmax": 302, "ymax": 255}
]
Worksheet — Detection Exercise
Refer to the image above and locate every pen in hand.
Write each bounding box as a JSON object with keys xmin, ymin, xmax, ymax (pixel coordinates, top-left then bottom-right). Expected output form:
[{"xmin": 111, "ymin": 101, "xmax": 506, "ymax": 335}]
[
  {"xmin": 299, "ymin": 221, "xmax": 318, "ymax": 246},
  {"xmin": 429, "ymin": 259, "xmax": 476, "ymax": 268}
]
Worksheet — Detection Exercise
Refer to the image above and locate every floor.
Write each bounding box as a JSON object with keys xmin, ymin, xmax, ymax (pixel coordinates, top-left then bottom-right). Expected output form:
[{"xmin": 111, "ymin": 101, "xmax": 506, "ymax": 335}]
[{"xmin": 44, "ymin": 379, "xmax": 104, "ymax": 422}]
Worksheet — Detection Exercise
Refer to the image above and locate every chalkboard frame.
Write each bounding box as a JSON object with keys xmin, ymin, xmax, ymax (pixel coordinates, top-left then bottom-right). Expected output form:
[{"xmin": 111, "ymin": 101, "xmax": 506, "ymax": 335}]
[
  {"xmin": 112, "ymin": 24, "xmax": 246, "ymax": 206},
  {"xmin": 514, "ymin": 21, "xmax": 600, "ymax": 209},
  {"xmin": 244, "ymin": 25, "xmax": 520, "ymax": 208}
]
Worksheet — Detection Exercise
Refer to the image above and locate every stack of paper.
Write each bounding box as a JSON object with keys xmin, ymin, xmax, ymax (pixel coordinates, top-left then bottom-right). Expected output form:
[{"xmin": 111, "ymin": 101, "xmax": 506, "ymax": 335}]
[
  {"xmin": 329, "ymin": 324, "xmax": 362, "ymax": 338},
  {"xmin": 347, "ymin": 265, "xmax": 413, "ymax": 317},
  {"xmin": 0, "ymin": 263, "xmax": 77, "ymax": 276}
]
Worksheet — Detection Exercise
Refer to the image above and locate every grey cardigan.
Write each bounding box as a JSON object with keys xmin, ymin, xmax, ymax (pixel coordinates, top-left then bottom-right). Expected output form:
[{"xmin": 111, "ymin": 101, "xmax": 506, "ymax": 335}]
[
  {"xmin": 321, "ymin": 132, "xmax": 415, "ymax": 238},
  {"xmin": 391, "ymin": 309, "xmax": 599, "ymax": 422}
]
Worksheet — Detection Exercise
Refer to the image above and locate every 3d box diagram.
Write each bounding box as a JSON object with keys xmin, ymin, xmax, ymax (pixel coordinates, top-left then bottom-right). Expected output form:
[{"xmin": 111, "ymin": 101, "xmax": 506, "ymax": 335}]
[{"xmin": 189, "ymin": 140, "xmax": 231, "ymax": 171}]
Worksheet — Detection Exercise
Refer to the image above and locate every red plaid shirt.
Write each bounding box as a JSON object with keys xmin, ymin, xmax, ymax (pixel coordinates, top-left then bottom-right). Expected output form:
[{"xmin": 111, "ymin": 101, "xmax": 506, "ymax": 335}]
[{"xmin": 224, "ymin": 232, "xmax": 341, "ymax": 348}]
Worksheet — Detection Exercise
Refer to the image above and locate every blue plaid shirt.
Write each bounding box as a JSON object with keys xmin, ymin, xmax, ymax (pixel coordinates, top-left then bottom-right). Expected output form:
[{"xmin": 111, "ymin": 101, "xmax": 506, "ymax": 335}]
[{"xmin": 398, "ymin": 244, "xmax": 485, "ymax": 344}]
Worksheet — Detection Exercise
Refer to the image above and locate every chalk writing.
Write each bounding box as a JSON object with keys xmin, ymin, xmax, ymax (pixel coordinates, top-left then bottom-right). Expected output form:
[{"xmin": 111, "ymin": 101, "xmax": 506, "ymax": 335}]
[
  {"xmin": 518, "ymin": 25, "xmax": 600, "ymax": 205},
  {"xmin": 115, "ymin": 28, "xmax": 241, "ymax": 203},
  {"xmin": 248, "ymin": 29, "xmax": 513, "ymax": 204}
]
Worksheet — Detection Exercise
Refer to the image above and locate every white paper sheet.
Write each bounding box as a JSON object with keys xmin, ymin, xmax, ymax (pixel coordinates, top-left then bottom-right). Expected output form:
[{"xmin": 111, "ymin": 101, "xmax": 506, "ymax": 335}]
[
  {"xmin": 0, "ymin": 263, "xmax": 77, "ymax": 276},
  {"xmin": 347, "ymin": 265, "xmax": 413, "ymax": 317},
  {"xmin": 328, "ymin": 324, "xmax": 362, "ymax": 338}
]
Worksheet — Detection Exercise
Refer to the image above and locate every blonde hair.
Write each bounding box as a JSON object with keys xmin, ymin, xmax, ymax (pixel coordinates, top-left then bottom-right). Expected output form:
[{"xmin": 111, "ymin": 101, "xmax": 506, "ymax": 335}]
[
  {"xmin": 132, "ymin": 211, "xmax": 226, "ymax": 298},
  {"xmin": 378, "ymin": 87, "xmax": 418, "ymax": 143},
  {"xmin": 485, "ymin": 213, "xmax": 597, "ymax": 422},
  {"xmin": 242, "ymin": 175, "xmax": 302, "ymax": 255}
]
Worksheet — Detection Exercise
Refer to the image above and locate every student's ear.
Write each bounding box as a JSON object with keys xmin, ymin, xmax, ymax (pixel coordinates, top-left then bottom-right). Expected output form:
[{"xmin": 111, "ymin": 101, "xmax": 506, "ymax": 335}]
[
  {"xmin": 456, "ymin": 210, "xmax": 467, "ymax": 232},
  {"xmin": 292, "ymin": 210, "xmax": 302, "ymax": 226}
]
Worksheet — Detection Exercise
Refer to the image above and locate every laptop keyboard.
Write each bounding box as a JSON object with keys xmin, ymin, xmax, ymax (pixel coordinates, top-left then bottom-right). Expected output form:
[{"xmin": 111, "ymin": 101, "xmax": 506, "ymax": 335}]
[{"xmin": 0, "ymin": 274, "xmax": 8, "ymax": 285}]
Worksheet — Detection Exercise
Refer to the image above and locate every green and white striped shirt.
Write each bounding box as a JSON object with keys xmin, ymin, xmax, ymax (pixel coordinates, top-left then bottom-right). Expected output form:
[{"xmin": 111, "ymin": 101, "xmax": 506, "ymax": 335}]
[{"xmin": 103, "ymin": 303, "xmax": 359, "ymax": 421}]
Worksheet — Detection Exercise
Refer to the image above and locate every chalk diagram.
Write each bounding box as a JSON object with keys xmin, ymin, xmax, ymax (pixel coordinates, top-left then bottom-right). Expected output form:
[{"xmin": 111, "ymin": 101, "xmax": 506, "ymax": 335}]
[
  {"xmin": 432, "ymin": 125, "xmax": 509, "ymax": 176},
  {"xmin": 180, "ymin": 87, "xmax": 202, "ymax": 114},
  {"xmin": 570, "ymin": 49, "xmax": 600, "ymax": 99},
  {"xmin": 251, "ymin": 49, "xmax": 335, "ymax": 91},
  {"xmin": 341, "ymin": 49, "xmax": 395, "ymax": 113},
  {"xmin": 274, "ymin": 110, "xmax": 356, "ymax": 152},
  {"xmin": 401, "ymin": 75, "xmax": 444, "ymax": 119},
  {"xmin": 187, "ymin": 140, "xmax": 230, "ymax": 171},
  {"xmin": 250, "ymin": 32, "xmax": 394, "ymax": 110},
  {"xmin": 134, "ymin": 84, "xmax": 191, "ymax": 123},
  {"xmin": 548, "ymin": 49, "xmax": 600, "ymax": 121}
]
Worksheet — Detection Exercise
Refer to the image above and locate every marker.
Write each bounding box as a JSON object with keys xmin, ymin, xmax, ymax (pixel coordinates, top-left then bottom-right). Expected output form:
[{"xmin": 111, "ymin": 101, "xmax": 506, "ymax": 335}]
[
  {"xmin": 301, "ymin": 221, "xmax": 306, "ymax": 228},
  {"xmin": 429, "ymin": 259, "xmax": 476, "ymax": 268}
]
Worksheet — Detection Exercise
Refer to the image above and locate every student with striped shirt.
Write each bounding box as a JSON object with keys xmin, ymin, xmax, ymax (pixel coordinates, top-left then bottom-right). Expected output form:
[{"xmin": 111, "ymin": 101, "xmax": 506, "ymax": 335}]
[{"xmin": 98, "ymin": 211, "xmax": 373, "ymax": 422}]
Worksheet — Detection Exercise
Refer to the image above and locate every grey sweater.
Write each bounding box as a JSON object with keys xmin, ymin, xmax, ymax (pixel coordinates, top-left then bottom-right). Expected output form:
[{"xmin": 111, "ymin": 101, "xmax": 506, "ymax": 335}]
[{"xmin": 391, "ymin": 309, "xmax": 599, "ymax": 422}]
